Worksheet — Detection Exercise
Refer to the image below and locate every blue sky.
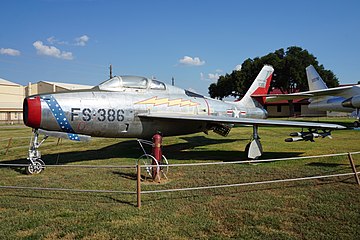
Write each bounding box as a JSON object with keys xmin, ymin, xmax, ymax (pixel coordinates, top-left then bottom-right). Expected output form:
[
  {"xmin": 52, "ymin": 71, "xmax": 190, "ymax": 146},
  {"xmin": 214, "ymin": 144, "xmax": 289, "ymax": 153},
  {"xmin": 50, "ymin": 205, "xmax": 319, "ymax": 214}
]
[{"xmin": 1, "ymin": 0, "xmax": 360, "ymax": 95}]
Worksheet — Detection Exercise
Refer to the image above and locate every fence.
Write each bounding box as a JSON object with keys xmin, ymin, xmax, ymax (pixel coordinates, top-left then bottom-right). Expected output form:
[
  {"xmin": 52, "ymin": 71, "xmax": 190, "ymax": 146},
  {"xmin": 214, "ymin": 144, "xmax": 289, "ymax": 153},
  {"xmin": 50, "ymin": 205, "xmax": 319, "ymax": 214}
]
[
  {"xmin": 0, "ymin": 137, "xmax": 31, "ymax": 155},
  {"xmin": 0, "ymin": 148, "xmax": 359, "ymax": 208}
]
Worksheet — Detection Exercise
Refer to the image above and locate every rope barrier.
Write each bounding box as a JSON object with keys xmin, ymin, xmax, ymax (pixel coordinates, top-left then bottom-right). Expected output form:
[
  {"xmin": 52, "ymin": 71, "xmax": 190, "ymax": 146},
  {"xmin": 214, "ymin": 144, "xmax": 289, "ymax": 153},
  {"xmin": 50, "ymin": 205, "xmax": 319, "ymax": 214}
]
[
  {"xmin": 0, "ymin": 163, "xmax": 135, "ymax": 169},
  {"xmin": 0, "ymin": 137, "xmax": 30, "ymax": 141},
  {"xmin": 0, "ymin": 151, "xmax": 358, "ymax": 208},
  {"xmin": 1, "ymin": 172, "xmax": 357, "ymax": 195},
  {"xmin": 0, "ymin": 185, "xmax": 135, "ymax": 194},
  {"xmin": 164, "ymin": 151, "xmax": 360, "ymax": 167},
  {"xmin": 142, "ymin": 172, "xmax": 359, "ymax": 194},
  {"xmin": 0, "ymin": 145, "xmax": 30, "ymax": 151},
  {"xmin": 0, "ymin": 151, "xmax": 359, "ymax": 169}
]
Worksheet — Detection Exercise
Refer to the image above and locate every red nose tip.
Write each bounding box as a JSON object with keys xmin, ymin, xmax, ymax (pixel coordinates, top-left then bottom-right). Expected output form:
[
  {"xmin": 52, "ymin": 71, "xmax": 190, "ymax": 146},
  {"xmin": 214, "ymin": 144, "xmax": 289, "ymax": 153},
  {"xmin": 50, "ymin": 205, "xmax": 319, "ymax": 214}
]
[{"xmin": 23, "ymin": 96, "xmax": 41, "ymax": 128}]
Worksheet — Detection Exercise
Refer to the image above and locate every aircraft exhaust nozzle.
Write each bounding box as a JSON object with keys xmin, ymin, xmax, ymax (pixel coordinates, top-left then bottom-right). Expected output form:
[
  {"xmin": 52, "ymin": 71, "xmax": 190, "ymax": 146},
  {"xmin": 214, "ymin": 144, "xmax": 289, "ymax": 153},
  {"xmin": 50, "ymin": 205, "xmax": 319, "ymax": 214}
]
[
  {"xmin": 342, "ymin": 98, "xmax": 352, "ymax": 108},
  {"xmin": 23, "ymin": 96, "xmax": 41, "ymax": 129},
  {"xmin": 342, "ymin": 96, "xmax": 360, "ymax": 108}
]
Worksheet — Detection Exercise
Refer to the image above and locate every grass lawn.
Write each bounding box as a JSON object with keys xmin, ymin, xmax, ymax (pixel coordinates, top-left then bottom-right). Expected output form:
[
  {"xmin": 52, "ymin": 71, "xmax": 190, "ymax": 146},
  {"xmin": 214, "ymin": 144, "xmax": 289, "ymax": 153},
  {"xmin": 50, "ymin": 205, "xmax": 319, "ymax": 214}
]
[{"xmin": 0, "ymin": 117, "xmax": 359, "ymax": 239}]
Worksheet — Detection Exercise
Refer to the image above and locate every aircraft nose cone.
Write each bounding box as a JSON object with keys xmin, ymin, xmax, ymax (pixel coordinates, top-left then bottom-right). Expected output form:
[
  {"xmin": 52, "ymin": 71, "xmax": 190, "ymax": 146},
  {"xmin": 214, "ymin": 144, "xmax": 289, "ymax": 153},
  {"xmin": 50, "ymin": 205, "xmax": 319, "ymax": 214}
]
[{"xmin": 23, "ymin": 96, "xmax": 41, "ymax": 128}]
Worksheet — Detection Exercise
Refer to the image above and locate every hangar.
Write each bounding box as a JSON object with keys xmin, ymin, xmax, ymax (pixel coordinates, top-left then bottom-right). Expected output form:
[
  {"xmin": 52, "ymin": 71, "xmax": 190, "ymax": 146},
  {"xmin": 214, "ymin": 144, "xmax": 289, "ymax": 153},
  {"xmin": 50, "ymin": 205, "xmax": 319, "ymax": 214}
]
[
  {"xmin": 0, "ymin": 78, "xmax": 25, "ymax": 124},
  {"xmin": 25, "ymin": 81, "xmax": 93, "ymax": 96},
  {"xmin": 0, "ymin": 78, "xmax": 92, "ymax": 124},
  {"xmin": 264, "ymin": 86, "xmax": 355, "ymax": 118},
  {"xmin": 264, "ymin": 88, "xmax": 326, "ymax": 117}
]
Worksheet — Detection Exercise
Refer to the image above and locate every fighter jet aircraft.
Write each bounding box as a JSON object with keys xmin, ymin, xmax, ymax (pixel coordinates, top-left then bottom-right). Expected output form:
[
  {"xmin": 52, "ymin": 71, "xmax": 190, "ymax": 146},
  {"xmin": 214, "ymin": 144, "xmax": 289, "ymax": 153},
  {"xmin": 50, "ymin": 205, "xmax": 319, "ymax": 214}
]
[
  {"xmin": 23, "ymin": 65, "xmax": 345, "ymax": 174},
  {"xmin": 266, "ymin": 65, "xmax": 360, "ymax": 127}
]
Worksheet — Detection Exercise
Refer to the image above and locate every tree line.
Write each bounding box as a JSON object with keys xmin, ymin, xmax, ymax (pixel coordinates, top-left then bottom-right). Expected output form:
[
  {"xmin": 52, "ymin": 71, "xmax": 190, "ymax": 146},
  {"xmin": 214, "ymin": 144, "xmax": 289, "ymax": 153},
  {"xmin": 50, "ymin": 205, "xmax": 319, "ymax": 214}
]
[{"xmin": 208, "ymin": 46, "xmax": 339, "ymax": 100}]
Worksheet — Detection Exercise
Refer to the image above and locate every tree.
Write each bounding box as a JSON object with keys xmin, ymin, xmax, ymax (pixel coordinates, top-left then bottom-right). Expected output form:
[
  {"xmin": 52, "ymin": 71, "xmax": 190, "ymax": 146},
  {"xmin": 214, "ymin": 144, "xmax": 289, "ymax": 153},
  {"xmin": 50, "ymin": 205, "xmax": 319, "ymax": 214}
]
[
  {"xmin": 209, "ymin": 74, "xmax": 234, "ymax": 99},
  {"xmin": 208, "ymin": 46, "xmax": 339, "ymax": 114}
]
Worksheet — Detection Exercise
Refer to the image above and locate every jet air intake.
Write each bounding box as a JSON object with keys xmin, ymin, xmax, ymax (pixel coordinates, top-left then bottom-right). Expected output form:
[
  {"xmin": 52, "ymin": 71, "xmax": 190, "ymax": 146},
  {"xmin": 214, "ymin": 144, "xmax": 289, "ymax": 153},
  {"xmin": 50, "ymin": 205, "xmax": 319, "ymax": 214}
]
[
  {"xmin": 342, "ymin": 95, "xmax": 360, "ymax": 108},
  {"xmin": 23, "ymin": 96, "xmax": 41, "ymax": 128}
]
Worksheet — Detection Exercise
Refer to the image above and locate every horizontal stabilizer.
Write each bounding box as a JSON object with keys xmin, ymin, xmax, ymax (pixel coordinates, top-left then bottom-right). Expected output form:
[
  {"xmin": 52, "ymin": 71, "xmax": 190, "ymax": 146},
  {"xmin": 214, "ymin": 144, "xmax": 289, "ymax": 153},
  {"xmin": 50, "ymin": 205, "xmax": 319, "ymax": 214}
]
[{"xmin": 38, "ymin": 129, "xmax": 91, "ymax": 142}]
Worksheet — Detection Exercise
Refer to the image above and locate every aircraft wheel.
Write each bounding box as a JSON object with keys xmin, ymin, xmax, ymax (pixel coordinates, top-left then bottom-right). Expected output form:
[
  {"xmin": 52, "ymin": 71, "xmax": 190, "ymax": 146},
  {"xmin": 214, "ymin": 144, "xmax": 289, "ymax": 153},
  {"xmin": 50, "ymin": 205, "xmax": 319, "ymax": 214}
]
[
  {"xmin": 161, "ymin": 155, "xmax": 169, "ymax": 179},
  {"xmin": 354, "ymin": 121, "xmax": 360, "ymax": 128},
  {"xmin": 26, "ymin": 159, "xmax": 45, "ymax": 175},
  {"xmin": 137, "ymin": 154, "xmax": 158, "ymax": 178}
]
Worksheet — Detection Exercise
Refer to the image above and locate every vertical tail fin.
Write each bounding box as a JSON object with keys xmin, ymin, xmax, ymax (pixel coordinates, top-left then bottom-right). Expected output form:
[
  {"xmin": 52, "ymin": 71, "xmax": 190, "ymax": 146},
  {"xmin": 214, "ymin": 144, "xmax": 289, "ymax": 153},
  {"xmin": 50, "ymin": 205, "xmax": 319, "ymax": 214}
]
[
  {"xmin": 239, "ymin": 65, "xmax": 274, "ymax": 107},
  {"xmin": 306, "ymin": 65, "xmax": 328, "ymax": 91}
]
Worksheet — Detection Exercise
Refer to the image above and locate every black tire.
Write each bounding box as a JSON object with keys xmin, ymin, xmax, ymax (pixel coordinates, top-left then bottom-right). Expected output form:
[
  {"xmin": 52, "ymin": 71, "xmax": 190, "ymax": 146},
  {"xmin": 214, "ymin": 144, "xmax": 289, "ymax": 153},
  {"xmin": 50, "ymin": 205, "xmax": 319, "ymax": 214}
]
[{"xmin": 25, "ymin": 159, "xmax": 45, "ymax": 175}]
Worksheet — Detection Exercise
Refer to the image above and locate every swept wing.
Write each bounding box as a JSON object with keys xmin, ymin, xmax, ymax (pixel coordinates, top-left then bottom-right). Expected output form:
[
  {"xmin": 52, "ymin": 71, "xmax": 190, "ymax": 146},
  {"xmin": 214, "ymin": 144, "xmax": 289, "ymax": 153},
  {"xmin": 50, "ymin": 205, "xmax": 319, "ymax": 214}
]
[
  {"xmin": 265, "ymin": 86, "xmax": 355, "ymax": 103},
  {"xmin": 138, "ymin": 113, "xmax": 345, "ymax": 130}
]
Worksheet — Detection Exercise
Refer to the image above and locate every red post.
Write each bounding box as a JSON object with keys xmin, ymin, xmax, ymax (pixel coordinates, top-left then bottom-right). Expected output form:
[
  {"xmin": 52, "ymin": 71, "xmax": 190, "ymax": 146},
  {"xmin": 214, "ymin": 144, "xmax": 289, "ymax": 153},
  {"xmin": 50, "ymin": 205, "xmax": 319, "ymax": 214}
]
[{"xmin": 152, "ymin": 132, "xmax": 163, "ymax": 182}]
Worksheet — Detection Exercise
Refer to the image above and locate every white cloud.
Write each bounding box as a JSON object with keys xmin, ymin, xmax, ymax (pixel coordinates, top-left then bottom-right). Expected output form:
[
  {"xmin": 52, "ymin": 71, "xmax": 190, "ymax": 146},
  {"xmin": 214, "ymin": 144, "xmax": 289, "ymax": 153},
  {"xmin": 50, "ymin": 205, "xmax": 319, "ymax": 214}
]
[
  {"xmin": 46, "ymin": 35, "xmax": 89, "ymax": 46},
  {"xmin": 47, "ymin": 36, "xmax": 56, "ymax": 44},
  {"xmin": 208, "ymin": 73, "xmax": 220, "ymax": 81},
  {"xmin": 179, "ymin": 56, "xmax": 205, "ymax": 66},
  {"xmin": 47, "ymin": 36, "xmax": 68, "ymax": 45},
  {"xmin": 234, "ymin": 64, "xmax": 242, "ymax": 71},
  {"xmin": 33, "ymin": 41, "xmax": 73, "ymax": 60},
  {"xmin": 215, "ymin": 69, "xmax": 223, "ymax": 73},
  {"xmin": 0, "ymin": 48, "xmax": 21, "ymax": 56},
  {"xmin": 75, "ymin": 35, "xmax": 89, "ymax": 46},
  {"xmin": 200, "ymin": 72, "xmax": 220, "ymax": 82}
]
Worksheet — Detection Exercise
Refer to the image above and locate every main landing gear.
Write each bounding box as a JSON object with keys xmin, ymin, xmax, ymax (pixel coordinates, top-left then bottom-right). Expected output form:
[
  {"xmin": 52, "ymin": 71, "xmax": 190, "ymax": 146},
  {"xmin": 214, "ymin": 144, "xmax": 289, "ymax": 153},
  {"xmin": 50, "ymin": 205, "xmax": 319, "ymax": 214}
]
[
  {"xmin": 137, "ymin": 138, "xmax": 169, "ymax": 181},
  {"xmin": 354, "ymin": 108, "xmax": 360, "ymax": 128},
  {"xmin": 26, "ymin": 129, "xmax": 47, "ymax": 175},
  {"xmin": 245, "ymin": 125, "xmax": 263, "ymax": 159}
]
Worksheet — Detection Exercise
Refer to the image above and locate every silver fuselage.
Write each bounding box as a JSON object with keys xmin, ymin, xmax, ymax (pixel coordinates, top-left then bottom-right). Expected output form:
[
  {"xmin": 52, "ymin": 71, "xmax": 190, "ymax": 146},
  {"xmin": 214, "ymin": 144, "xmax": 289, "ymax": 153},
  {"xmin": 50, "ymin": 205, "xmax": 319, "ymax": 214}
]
[
  {"xmin": 36, "ymin": 84, "xmax": 267, "ymax": 138},
  {"xmin": 308, "ymin": 85, "xmax": 360, "ymax": 113}
]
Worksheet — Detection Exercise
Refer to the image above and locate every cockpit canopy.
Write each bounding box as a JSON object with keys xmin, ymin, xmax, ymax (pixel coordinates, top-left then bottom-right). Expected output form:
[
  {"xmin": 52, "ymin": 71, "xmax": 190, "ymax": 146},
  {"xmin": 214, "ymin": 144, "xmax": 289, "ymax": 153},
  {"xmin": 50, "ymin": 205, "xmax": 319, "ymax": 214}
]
[{"xmin": 94, "ymin": 76, "xmax": 166, "ymax": 91}]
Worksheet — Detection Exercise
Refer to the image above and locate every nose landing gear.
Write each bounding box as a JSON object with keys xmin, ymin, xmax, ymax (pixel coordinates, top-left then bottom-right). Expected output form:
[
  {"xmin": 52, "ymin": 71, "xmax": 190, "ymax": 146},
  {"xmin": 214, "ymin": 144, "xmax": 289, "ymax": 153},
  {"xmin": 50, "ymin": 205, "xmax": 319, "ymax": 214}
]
[{"xmin": 26, "ymin": 129, "xmax": 48, "ymax": 175}]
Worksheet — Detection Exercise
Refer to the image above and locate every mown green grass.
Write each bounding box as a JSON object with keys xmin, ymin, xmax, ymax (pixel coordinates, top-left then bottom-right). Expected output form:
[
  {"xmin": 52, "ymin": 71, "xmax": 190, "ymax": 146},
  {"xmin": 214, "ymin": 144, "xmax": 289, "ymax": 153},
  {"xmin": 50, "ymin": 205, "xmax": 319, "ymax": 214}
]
[{"xmin": 0, "ymin": 118, "xmax": 359, "ymax": 239}]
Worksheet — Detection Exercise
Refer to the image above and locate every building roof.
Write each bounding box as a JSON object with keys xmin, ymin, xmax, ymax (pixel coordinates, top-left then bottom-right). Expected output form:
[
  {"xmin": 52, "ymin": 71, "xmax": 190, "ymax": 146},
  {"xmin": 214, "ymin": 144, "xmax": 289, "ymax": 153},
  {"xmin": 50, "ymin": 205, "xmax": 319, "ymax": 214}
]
[
  {"xmin": 265, "ymin": 84, "xmax": 358, "ymax": 105},
  {"xmin": 0, "ymin": 78, "xmax": 22, "ymax": 87},
  {"xmin": 39, "ymin": 81, "xmax": 93, "ymax": 90},
  {"xmin": 265, "ymin": 88, "xmax": 308, "ymax": 105}
]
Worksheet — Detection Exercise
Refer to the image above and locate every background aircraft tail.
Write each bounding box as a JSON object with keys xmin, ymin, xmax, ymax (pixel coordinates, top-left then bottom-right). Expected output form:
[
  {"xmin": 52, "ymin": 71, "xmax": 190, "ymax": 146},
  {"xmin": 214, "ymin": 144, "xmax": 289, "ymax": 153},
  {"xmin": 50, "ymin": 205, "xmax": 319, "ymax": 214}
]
[
  {"xmin": 238, "ymin": 65, "xmax": 274, "ymax": 107},
  {"xmin": 306, "ymin": 65, "xmax": 328, "ymax": 91}
]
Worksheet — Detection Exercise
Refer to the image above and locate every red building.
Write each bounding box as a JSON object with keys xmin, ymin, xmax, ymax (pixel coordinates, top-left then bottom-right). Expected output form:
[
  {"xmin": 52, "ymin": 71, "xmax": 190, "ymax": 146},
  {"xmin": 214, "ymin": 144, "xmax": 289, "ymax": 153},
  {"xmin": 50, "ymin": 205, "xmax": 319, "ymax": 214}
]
[{"xmin": 264, "ymin": 88, "xmax": 326, "ymax": 117}]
